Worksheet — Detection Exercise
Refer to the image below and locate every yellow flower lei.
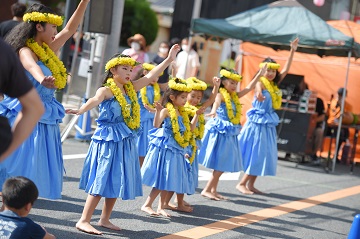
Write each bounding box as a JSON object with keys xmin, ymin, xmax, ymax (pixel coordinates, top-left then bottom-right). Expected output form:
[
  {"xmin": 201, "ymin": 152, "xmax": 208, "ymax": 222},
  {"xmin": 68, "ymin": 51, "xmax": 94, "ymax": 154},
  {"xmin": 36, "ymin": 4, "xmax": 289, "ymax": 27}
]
[
  {"xmin": 186, "ymin": 77, "xmax": 207, "ymax": 91},
  {"xmin": 259, "ymin": 62, "xmax": 280, "ymax": 70},
  {"xmin": 140, "ymin": 83, "xmax": 161, "ymax": 110},
  {"xmin": 185, "ymin": 102, "xmax": 205, "ymax": 140},
  {"xmin": 26, "ymin": 39, "xmax": 67, "ymax": 89},
  {"xmin": 166, "ymin": 102, "xmax": 197, "ymax": 164},
  {"xmin": 219, "ymin": 87, "xmax": 242, "ymax": 125},
  {"xmin": 260, "ymin": 77, "xmax": 282, "ymax": 109},
  {"xmin": 23, "ymin": 12, "xmax": 63, "ymax": 26},
  {"xmin": 106, "ymin": 78, "xmax": 140, "ymax": 129},
  {"xmin": 220, "ymin": 69, "xmax": 242, "ymax": 82},
  {"xmin": 142, "ymin": 63, "xmax": 163, "ymax": 76},
  {"xmin": 105, "ymin": 57, "xmax": 139, "ymax": 71},
  {"xmin": 168, "ymin": 78, "xmax": 192, "ymax": 92}
]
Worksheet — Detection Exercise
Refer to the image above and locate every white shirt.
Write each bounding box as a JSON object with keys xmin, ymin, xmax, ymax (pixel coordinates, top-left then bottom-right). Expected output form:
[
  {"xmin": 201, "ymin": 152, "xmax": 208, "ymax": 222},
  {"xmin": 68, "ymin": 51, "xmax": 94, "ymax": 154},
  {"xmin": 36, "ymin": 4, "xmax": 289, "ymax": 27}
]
[{"xmin": 175, "ymin": 49, "xmax": 200, "ymax": 79}]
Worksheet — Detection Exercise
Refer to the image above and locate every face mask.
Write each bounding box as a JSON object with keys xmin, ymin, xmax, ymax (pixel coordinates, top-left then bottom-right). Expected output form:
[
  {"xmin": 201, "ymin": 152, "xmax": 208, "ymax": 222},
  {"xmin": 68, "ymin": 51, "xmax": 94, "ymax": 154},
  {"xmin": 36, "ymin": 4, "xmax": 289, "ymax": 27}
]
[
  {"xmin": 131, "ymin": 42, "xmax": 141, "ymax": 51},
  {"xmin": 182, "ymin": 45, "xmax": 189, "ymax": 52},
  {"xmin": 159, "ymin": 47, "xmax": 169, "ymax": 54}
]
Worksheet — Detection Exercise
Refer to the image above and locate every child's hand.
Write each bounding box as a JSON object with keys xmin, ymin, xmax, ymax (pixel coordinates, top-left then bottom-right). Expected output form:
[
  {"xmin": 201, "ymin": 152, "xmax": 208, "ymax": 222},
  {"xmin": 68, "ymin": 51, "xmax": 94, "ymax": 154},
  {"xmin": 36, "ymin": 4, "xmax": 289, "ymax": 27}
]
[
  {"xmin": 291, "ymin": 37, "xmax": 299, "ymax": 51},
  {"xmin": 196, "ymin": 106, "xmax": 206, "ymax": 115},
  {"xmin": 144, "ymin": 104, "xmax": 156, "ymax": 113},
  {"xmin": 167, "ymin": 44, "xmax": 180, "ymax": 61},
  {"xmin": 65, "ymin": 109, "xmax": 80, "ymax": 115},
  {"xmin": 154, "ymin": 101, "xmax": 164, "ymax": 112},
  {"xmin": 212, "ymin": 77, "xmax": 220, "ymax": 88},
  {"xmin": 184, "ymin": 153, "xmax": 190, "ymax": 159},
  {"xmin": 259, "ymin": 63, "xmax": 267, "ymax": 76},
  {"xmin": 256, "ymin": 91, "xmax": 265, "ymax": 102},
  {"xmin": 41, "ymin": 76, "xmax": 56, "ymax": 89}
]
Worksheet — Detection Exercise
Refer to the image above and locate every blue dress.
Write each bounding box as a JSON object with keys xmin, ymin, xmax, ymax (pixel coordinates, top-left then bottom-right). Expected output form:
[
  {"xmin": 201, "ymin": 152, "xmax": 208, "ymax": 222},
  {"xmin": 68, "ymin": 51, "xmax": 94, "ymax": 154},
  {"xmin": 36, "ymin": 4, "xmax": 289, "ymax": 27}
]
[
  {"xmin": 141, "ymin": 117, "xmax": 194, "ymax": 195},
  {"xmin": 0, "ymin": 61, "xmax": 64, "ymax": 199},
  {"xmin": 238, "ymin": 90, "xmax": 279, "ymax": 176},
  {"xmin": 136, "ymin": 85, "xmax": 155, "ymax": 157},
  {"xmin": 198, "ymin": 102, "xmax": 243, "ymax": 172},
  {"xmin": 79, "ymin": 96, "xmax": 143, "ymax": 200}
]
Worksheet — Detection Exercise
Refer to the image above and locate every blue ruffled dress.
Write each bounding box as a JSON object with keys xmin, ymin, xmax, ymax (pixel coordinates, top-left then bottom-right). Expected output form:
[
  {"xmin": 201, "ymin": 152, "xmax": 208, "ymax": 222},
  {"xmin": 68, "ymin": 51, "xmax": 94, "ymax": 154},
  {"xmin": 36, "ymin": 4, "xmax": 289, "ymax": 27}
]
[
  {"xmin": 238, "ymin": 90, "xmax": 279, "ymax": 176},
  {"xmin": 198, "ymin": 102, "xmax": 243, "ymax": 172},
  {"xmin": 136, "ymin": 86, "xmax": 155, "ymax": 157},
  {"xmin": 0, "ymin": 62, "xmax": 64, "ymax": 199},
  {"xmin": 141, "ymin": 117, "xmax": 194, "ymax": 195},
  {"xmin": 79, "ymin": 96, "xmax": 143, "ymax": 199}
]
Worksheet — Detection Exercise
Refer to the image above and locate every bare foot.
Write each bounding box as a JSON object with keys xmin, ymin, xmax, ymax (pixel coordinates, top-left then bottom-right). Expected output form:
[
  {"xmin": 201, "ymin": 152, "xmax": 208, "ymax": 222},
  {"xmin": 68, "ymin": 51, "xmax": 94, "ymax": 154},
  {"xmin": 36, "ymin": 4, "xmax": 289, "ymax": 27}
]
[
  {"xmin": 236, "ymin": 185, "xmax": 254, "ymax": 195},
  {"xmin": 247, "ymin": 186, "xmax": 264, "ymax": 194},
  {"xmin": 98, "ymin": 219, "xmax": 121, "ymax": 231},
  {"xmin": 176, "ymin": 204, "xmax": 193, "ymax": 213},
  {"xmin": 76, "ymin": 221, "xmax": 102, "ymax": 235},
  {"xmin": 201, "ymin": 191, "xmax": 220, "ymax": 201},
  {"xmin": 213, "ymin": 192, "xmax": 228, "ymax": 200},
  {"xmin": 141, "ymin": 206, "xmax": 159, "ymax": 217},
  {"xmin": 157, "ymin": 209, "xmax": 171, "ymax": 218},
  {"xmin": 163, "ymin": 202, "xmax": 177, "ymax": 210},
  {"xmin": 174, "ymin": 199, "xmax": 191, "ymax": 206}
]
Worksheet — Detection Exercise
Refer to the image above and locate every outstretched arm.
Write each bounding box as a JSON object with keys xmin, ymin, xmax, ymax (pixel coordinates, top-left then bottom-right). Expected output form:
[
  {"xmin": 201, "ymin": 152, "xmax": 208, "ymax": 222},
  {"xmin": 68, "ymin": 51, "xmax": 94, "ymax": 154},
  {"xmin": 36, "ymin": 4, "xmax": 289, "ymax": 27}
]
[
  {"xmin": 51, "ymin": 0, "xmax": 90, "ymax": 52},
  {"xmin": 202, "ymin": 77, "xmax": 220, "ymax": 109},
  {"xmin": 278, "ymin": 37, "xmax": 299, "ymax": 84},
  {"xmin": 133, "ymin": 44, "xmax": 180, "ymax": 91},
  {"xmin": 66, "ymin": 87, "xmax": 110, "ymax": 115},
  {"xmin": 237, "ymin": 63, "xmax": 267, "ymax": 98}
]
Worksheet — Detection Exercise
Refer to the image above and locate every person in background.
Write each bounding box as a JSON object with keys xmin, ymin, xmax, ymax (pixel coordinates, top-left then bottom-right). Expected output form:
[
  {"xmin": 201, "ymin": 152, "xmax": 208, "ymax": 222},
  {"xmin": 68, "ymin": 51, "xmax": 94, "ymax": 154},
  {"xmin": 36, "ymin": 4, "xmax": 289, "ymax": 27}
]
[
  {"xmin": 0, "ymin": 176, "xmax": 55, "ymax": 238},
  {"xmin": 122, "ymin": 33, "xmax": 149, "ymax": 80},
  {"xmin": 175, "ymin": 37, "xmax": 200, "ymax": 79},
  {"xmin": 152, "ymin": 41, "xmax": 170, "ymax": 92},
  {"xmin": 0, "ymin": 2, "xmax": 27, "ymax": 38},
  {"xmin": 220, "ymin": 51, "xmax": 236, "ymax": 70}
]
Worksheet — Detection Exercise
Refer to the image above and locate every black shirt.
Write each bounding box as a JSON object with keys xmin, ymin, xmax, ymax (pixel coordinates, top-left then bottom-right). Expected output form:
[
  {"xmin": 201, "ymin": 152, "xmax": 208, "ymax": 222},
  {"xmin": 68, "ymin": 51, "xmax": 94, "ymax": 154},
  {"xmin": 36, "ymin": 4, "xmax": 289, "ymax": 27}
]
[
  {"xmin": 315, "ymin": 97, "xmax": 325, "ymax": 128},
  {"xmin": 0, "ymin": 20, "xmax": 20, "ymax": 38}
]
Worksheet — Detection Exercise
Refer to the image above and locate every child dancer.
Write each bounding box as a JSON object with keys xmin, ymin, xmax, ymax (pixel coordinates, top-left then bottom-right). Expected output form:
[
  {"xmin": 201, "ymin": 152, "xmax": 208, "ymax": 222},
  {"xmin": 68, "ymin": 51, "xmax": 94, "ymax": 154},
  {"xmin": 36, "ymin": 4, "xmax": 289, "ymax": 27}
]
[
  {"xmin": 66, "ymin": 45, "xmax": 180, "ymax": 235},
  {"xmin": 165, "ymin": 76, "xmax": 220, "ymax": 210},
  {"xmin": 1, "ymin": 1, "xmax": 89, "ymax": 199},
  {"xmin": 136, "ymin": 63, "xmax": 162, "ymax": 167},
  {"xmin": 198, "ymin": 66, "xmax": 267, "ymax": 201},
  {"xmin": 237, "ymin": 38, "xmax": 299, "ymax": 194},
  {"xmin": 141, "ymin": 78, "xmax": 203, "ymax": 217}
]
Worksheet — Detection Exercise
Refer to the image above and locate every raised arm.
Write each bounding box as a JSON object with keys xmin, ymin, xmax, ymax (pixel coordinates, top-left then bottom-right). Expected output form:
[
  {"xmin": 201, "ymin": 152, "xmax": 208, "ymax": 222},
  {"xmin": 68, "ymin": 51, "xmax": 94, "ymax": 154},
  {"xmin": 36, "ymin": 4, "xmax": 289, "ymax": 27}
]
[
  {"xmin": 278, "ymin": 37, "xmax": 299, "ymax": 83},
  {"xmin": 50, "ymin": 0, "xmax": 90, "ymax": 52},
  {"xmin": 133, "ymin": 44, "xmax": 180, "ymax": 91},
  {"xmin": 237, "ymin": 63, "xmax": 267, "ymax": 98},
  {"xmin": 66, "ymin": 87, "xmax": 110, "ymax": 115},
  {"xmin": 202, "ymin": 77, "xmax": 220, "ymax": 109}
]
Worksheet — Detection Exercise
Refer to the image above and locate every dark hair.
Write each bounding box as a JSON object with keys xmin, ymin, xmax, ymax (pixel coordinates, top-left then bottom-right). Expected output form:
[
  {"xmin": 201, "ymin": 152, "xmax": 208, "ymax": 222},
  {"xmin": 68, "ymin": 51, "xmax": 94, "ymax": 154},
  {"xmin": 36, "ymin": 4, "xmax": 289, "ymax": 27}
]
[
  {"xmin": 161, "ymin": 78, "xmax": 187, "ymax": 106},
  {"xmin": 2, "ymin": 176, "xmax": 38, "ymax": 209},
  {"xmin": 11, "ymin": 3, "xmax": 27, "ymax": 18},
  {"xmin": 220, "ymin": 69, "xmax": 239, "ymax": 88},
  {"xmin": 262, "ymin": 57, "xmax": 280, "ymax": 84},
  {"xmin": 101, "ymin": 53, "xmax": 132, "ymax": 85},
  {"xmin": 5, "ymin": 3, "xmax": 57, "ymax": 53},
  {"xmin": 169, "ymin": 37, "xmax": 180, "ymax": 47},
  {"xmin": 159, "ymin": 41, "xmax": 170, "ymax": 48}
]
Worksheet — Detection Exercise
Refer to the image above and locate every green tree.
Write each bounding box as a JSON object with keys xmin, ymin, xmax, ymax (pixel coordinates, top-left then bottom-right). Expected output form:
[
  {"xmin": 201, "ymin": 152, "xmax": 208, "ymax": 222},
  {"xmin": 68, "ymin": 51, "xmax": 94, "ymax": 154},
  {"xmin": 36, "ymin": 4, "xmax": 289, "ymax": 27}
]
[{"xmin": 120, "ymin": 0, "xmax": 159, "ymax": 47}]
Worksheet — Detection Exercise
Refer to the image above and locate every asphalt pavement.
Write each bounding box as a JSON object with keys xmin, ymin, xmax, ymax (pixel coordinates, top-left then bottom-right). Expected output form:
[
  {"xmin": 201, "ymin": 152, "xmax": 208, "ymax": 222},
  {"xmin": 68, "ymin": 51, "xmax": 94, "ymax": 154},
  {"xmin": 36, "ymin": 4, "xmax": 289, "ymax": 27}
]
[{"xmin": 26, "ymin": 128, "xmax": 360, "ymax": 239}]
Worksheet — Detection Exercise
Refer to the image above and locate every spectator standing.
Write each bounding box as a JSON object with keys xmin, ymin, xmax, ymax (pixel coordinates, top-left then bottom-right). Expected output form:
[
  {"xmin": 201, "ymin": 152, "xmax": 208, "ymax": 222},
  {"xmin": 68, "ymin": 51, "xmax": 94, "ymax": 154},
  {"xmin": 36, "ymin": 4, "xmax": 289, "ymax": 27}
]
[
  {"xmin": 0, "ymin": 3, "xmax": 27, "ymax": 38},
  {"xmin": 175, "ymin": 37, "xmax": 200, "ymax": 79}
]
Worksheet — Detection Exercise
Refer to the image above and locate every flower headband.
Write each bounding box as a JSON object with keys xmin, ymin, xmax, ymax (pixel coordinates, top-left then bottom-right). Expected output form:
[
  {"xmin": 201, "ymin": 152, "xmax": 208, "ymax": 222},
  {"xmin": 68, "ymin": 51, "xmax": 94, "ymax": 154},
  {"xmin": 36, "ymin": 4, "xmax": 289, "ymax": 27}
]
[
  {"xmin": 168, "ymin": 77, "xmax": 192, "ymax": 92},
  {"xmin": 23, "ymin": 12, "xmax": 63, "ymax": 26},
  {"xmin": 220, "ymin": 69, "xmax": 242, "ymax": 82},
  {"xmin": 105, "ymin": 57, "xmax": 140, "ymax": 71},
  {"xmin": 186, "ymin": 77, "xmax": 207, "ymax": 91},
  {"xmin": 142, "ymin": 63, "xmax": 163, "ymax": 76},
  {"xmin": 259, "ymin": 62, "xmax": 280, "ymax": 70}
]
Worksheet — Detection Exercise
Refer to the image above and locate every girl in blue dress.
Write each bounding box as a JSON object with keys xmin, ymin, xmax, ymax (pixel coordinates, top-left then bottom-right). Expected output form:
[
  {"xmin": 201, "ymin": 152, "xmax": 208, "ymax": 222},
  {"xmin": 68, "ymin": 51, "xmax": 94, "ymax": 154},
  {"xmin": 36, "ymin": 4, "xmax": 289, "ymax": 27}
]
[
  {"xmin": 136, "ymin": 63, "xmax": 162, "ymax": 167},
  {"xmin": 0, "ymin": 1, "xmax": 89, "ymax": 199},
  {"xmin": 66, "ymin": 45, "xmax": 180, "ymax": 235},
  {"xmin": 198, "ymin": 67, "xmax": 266, "ymax": 201},
  {"xmin": 237, "ymin": 38, "xmax": 299, "ymax": 195},
  {"xmin": 141, "ymin": 78, "xmax": 203, "ymax": 217}
]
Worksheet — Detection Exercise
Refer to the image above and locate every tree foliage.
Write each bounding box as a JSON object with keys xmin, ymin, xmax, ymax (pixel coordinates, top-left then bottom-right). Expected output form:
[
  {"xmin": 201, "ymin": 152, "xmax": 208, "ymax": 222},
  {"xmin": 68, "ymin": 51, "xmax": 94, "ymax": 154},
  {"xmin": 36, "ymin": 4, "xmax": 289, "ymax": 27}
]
[{"xmin": 120, "ymin": 0, "xmax": 159, "ymax": 47}]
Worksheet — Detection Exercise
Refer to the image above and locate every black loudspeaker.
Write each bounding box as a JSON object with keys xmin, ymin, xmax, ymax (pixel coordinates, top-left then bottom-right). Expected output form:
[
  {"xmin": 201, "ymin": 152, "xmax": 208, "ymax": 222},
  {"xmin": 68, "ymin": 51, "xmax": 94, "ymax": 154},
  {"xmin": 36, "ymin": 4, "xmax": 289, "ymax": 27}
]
[
  {"xmin": 276, "ymin": 110, "xmax": 317, "ymax": 154},
  {"xmin": 83, "ymin": 0, "xmax": 113, "ymax": 34}
]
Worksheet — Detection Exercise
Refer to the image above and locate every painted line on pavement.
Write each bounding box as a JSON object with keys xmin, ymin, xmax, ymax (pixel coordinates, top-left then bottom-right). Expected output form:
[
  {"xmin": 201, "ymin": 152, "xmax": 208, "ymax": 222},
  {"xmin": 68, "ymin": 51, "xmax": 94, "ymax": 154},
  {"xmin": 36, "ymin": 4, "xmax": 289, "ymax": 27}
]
[
  {"xmin": 157, "ymin": 185, "xmax": 360, "ymax": 239},
  {"xmin": 63, "ymin": 154, "xmax": 87, "ymax": 160}
]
